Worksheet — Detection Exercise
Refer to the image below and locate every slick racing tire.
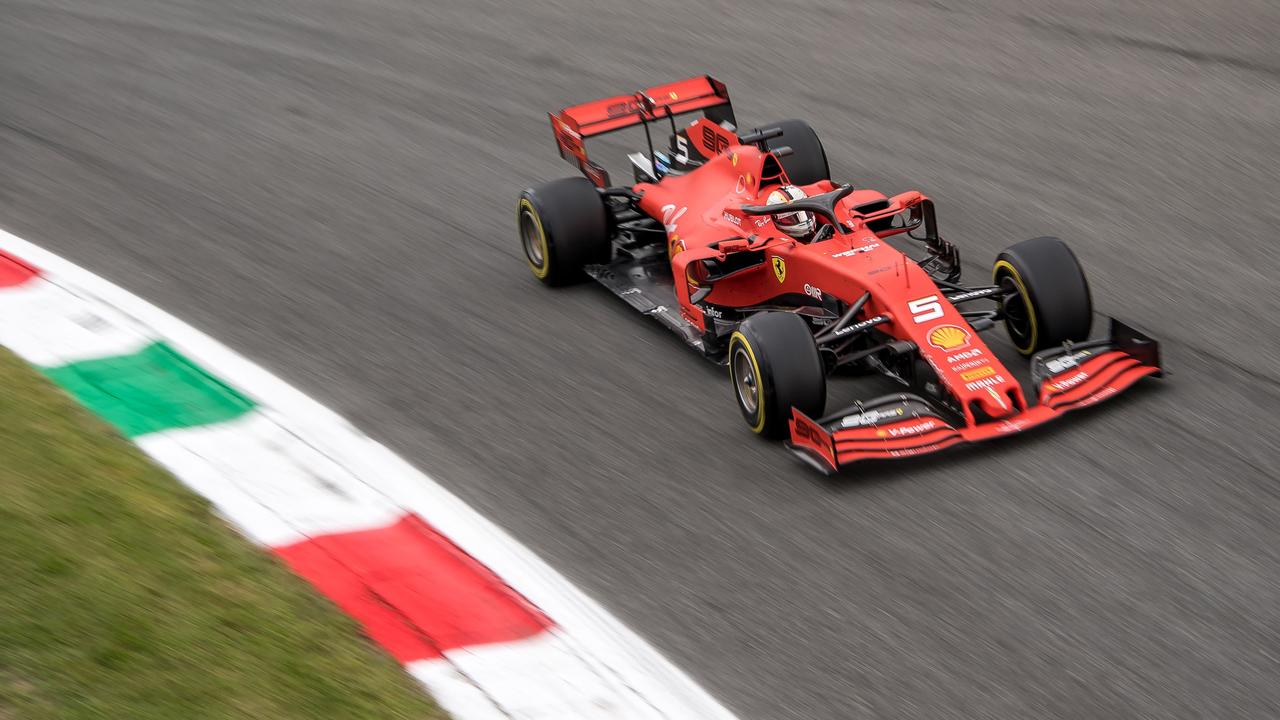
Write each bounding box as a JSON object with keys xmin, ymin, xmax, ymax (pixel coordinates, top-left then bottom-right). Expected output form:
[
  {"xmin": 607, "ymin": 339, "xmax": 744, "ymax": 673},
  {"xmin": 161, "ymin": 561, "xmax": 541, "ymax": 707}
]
[
  {"xmin": 517, "ymin": 177, "xmax": 610, "ymax": 286},
  {"xmin": 761, "ymin": 119, "xmax": 830, "ymax": 186},
  {"xmin": 728, "ymin": 311, "xmax": 825, "ymax": 439},
  {"xmin": 993, "ymin": 236, "xmax": 1093, "ymax": 355}
]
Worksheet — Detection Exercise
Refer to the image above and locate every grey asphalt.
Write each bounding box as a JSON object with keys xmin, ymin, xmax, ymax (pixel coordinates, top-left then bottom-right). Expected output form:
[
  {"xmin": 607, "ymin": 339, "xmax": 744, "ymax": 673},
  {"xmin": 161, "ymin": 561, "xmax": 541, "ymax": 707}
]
[{"xmin": 4, "ymin": 0, "xmax": 1280, "ymax": 717}]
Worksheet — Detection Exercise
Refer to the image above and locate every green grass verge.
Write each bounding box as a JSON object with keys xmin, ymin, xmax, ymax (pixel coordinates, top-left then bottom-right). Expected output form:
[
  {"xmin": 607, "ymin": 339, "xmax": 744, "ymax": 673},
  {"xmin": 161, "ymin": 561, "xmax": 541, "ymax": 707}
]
[{"xmin": 0, "ymin": 348, "xmax": 446, "ymax": 720}]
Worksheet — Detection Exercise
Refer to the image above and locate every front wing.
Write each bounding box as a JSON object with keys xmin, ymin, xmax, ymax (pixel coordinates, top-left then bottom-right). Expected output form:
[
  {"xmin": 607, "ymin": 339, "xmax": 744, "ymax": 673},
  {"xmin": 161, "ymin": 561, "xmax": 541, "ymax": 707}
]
[{"xmin": 786, "ymin": 318, "xmax": 1163, "ymax": 473}]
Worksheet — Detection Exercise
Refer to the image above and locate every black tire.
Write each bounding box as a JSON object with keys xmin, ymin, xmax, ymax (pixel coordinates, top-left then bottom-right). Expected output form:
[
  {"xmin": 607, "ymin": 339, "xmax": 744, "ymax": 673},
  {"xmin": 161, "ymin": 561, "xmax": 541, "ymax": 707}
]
[
  {"xmin": 760, "ymin": 119, "xmax": 830, "ymax": 186},
  {"xmin": 993, "ymin": 236, "xmax": 1093, "ymax": 355},
  {"xmin": 517, "ymin": 177, "xmax": 610, "ymax": 286},
  {"xmin": 727, "ymin": 311, "xmax": 826, "ymax": 439}
]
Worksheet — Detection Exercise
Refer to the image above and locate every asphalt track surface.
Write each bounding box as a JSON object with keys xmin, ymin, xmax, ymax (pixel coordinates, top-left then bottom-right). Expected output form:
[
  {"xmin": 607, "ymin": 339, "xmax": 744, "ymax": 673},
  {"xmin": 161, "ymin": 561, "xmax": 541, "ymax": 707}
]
[{"xmin": 4, "ymin": 1, "xmax": 1280, "ymax": 717}]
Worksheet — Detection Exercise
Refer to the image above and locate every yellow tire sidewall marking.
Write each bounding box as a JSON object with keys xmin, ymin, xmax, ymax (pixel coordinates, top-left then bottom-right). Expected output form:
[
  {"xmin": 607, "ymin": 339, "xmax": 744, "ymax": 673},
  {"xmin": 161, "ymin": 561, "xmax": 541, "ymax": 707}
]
[
  {"xmin": 518, "ymin": 197, "xmax": 550, "ymax": 279},
  {"xmin": 993, "ymin": 259, "xmax": 1038, "ymax": 355},
  {"xmin": 729, "ymin": 331, "xmax": 767, "ymax": 433}
]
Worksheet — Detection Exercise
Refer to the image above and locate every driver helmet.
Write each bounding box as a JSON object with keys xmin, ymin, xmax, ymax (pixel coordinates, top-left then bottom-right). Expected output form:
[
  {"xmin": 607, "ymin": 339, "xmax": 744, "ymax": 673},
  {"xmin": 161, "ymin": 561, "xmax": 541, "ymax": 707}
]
[{"xmin": 766, "ymin": 185, "xmax": 816, "ymax": 241}]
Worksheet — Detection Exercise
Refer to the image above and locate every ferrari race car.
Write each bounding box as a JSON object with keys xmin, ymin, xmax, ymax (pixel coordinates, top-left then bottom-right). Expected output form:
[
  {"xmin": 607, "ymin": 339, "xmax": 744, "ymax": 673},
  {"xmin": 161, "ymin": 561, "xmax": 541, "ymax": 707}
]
[{"xmin": 516, "ymin": 75, "xmax": 1162, "ymax": 473}]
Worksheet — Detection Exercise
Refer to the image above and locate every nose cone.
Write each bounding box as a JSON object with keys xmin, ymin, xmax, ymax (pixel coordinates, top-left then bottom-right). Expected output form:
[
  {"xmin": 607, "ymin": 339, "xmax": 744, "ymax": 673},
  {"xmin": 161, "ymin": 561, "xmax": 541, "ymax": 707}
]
[{"xmin": 976, "ymin": 387, "xmax": 1017, "ymax": 420}]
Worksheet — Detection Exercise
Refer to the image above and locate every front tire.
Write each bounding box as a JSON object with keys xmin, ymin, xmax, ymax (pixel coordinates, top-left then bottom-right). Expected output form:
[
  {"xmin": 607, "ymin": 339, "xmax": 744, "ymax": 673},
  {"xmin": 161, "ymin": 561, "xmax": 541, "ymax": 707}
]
[
  {"xmin": 760, "ymin": 119, "xmax": 830, "ymax": 186},
  {"xmin": 517, "ymin": 177, "xmax": 610, "ymax": 286},
  {"xmin": 728, "ymin": 312, "xmax": 825, "ymax": 439},
  {"xmin": 993, "ymin": 236, "xmax": 1093, "ymax": 355}
]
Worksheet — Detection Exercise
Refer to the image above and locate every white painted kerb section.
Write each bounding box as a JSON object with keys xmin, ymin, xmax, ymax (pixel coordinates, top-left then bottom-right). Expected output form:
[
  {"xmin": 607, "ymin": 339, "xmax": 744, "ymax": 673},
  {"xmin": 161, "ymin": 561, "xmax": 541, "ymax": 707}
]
[{"xmin": 0, "ymin": 228, "xmax": 739, "ymax": 720}]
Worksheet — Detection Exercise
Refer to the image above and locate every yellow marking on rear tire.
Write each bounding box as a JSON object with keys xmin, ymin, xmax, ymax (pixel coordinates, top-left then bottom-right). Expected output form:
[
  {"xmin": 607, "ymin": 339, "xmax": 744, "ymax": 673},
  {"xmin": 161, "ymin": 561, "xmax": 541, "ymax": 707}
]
[
  {"xmin": 730, "ymin": 331, "xmax": 767, "ymax": 433},
  {"xmin": 518, "ymin": 198, "xmax": 550, "ymax": 279}
]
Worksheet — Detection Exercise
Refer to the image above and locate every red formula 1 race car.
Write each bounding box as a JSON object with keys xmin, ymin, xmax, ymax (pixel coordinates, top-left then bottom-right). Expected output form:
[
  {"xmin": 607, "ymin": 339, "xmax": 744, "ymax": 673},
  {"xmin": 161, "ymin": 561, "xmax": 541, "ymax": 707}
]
[{"xmin": 516, "ymin": 76, "xmax": 1162, "ymax": 473}]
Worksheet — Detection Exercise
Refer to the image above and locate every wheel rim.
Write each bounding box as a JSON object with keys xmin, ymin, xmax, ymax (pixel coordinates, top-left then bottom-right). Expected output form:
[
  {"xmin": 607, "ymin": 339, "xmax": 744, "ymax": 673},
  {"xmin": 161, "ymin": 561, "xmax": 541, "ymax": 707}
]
[
  {"xmin": 731, "ymin": 346, "xmax": 759, "ymax": 414},
  {"xmin": 1000, "ymin": 274, "xmax": 1033, "ymax": 347},
  {"xmin": 520, "ymin": 209, "xmax": 544, "ymax": 269}
]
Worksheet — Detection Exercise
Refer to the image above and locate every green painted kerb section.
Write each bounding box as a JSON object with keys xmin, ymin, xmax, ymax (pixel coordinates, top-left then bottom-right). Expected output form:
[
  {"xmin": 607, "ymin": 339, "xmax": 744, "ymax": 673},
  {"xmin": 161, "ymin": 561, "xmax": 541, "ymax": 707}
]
[{"xmin": 41, "ymin": 341, "xmax": 254, "ymax": 437}]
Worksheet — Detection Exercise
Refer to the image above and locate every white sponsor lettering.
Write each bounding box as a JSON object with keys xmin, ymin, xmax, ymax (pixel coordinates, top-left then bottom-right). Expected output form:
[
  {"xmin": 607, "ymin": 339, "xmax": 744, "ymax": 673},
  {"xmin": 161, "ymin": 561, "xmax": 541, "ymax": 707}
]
[
  {"xmin": 1044, "ymin": 350, "xmax": 1093, "ymax": 375},
  {"xmin": 830, "ymin": 315, "xmax": 886, "ymax": 338},
  {"xmin": 833, "ymin": 243, "xmax": 880, "ymax": 258},
  {"xmin": 722, "ymin": 212, "xmax": 741, "ymax": 226},
  {"xmin": 887, "ymin": 419, "xmax": 938, "ymax": 437},
  {"xmin": 889, "ymin": 446, "xmax": 936, "ymax": 457},
  {"xmin": 803, "ymin": 283, "xmax": 822, "ymax": 300},
  {"xmin": 995, "ymin": 419, "xmax": 1029, "ymax": 434},
  {"xmin": 946, "ymin": 348, "xmax": 984, "ymax": 363},
  {"xmin": 839, "ymin": 407, "xmax": 905, "ymax": 429},
  {"xmin": 1078, "ymin": 386, "xmax": 1118, "ymax": 405},
  {"xmin": 1049, "ymin": 371, "xmax": 1088, "ymax": 392},
  {"xmin": 947, "ymin": 288, "xmax": 997, "ymax": 303}
]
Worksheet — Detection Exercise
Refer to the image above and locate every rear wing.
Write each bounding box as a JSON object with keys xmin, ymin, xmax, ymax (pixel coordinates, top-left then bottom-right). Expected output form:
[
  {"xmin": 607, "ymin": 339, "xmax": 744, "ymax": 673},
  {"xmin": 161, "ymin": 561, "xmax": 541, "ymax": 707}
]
[{"xmin": 548, "ymin": 76, "xmax": 735, "ymax": 187}]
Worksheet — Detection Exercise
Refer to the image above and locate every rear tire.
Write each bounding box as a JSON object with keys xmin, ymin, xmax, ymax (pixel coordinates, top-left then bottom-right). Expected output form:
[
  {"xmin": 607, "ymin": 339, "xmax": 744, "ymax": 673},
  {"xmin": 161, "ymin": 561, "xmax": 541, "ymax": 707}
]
[
  {"xmin": 993, "ymin": 236, "xmax": 1093, "ymax": 355},
  {"xmin": 760, "ymin": 119, "xmax": 830, "ymax": 186},
  {"xmin": 517, "ymin": 177, "xmax": 610, "ymax": 286},
  {"xmin": 728, "ymin": 312, "xmax": 825, "ymax": 439}
]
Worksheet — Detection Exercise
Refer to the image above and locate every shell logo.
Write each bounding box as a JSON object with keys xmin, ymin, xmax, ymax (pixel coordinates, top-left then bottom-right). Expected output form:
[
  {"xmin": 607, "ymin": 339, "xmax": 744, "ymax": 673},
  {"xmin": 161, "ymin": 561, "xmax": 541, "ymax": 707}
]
[
  {"xmin": 928, "ymin": 325, "xmax": 970, "ymax": 351},
  {"xmin": 668, "ymin": 91, "xmax": 679, "ymax": 100}
]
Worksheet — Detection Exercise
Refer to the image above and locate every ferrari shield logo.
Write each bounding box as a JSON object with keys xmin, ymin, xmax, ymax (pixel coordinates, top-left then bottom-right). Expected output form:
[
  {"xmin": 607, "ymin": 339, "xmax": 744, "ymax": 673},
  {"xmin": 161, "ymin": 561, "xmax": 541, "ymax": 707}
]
[{"xmin": 772, "ymin": 256, "xmax": 786, "ymax": 283}]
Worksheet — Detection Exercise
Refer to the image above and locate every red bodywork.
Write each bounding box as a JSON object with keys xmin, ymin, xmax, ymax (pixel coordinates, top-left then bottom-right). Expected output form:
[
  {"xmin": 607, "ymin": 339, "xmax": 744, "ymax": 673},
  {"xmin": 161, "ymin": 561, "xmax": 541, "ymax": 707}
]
[{"xmin": 549, "ymin": 78, "xmax": 1161, "ymax": 472}]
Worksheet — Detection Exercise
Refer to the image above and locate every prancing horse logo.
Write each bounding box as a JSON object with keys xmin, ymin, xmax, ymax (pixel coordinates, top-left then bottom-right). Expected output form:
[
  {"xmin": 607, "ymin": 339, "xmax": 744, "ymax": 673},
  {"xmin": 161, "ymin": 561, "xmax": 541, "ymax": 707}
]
[{"xmin": 772, "ymin": 256, "xmax": 786, "ymax": 283}]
